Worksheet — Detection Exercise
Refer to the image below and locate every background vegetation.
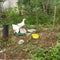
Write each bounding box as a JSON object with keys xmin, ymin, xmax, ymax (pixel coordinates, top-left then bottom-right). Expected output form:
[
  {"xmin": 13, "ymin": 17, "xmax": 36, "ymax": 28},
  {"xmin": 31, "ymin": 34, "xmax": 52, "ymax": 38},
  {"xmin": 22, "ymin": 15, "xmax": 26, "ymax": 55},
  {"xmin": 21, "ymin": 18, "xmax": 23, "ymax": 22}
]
[{"xmin": 0, "ymin": 0, "xmax": 60, "ymax": 28}]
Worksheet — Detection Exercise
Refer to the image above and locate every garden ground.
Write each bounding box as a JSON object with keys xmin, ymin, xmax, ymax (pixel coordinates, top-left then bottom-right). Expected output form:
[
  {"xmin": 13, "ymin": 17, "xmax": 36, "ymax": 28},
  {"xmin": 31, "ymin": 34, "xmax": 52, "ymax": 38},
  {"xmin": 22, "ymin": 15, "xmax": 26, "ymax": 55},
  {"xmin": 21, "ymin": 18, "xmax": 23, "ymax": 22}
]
[{"xmin": 0, "ymin": 25, "xmax": 60, "ymax": 60}]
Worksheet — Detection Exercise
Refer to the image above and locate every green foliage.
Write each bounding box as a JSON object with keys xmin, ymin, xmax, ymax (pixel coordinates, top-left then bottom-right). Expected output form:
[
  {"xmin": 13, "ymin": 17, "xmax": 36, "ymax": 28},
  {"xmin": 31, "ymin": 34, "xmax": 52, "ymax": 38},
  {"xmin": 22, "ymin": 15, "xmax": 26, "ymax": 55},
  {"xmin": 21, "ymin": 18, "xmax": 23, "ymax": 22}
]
[
  {"xmin": 0, "ymin": 0, "xmax": 60, "ymax": 28},
  {"xmin": 30, "ymin": 46, "xmax": 60, "ymax": 60}
]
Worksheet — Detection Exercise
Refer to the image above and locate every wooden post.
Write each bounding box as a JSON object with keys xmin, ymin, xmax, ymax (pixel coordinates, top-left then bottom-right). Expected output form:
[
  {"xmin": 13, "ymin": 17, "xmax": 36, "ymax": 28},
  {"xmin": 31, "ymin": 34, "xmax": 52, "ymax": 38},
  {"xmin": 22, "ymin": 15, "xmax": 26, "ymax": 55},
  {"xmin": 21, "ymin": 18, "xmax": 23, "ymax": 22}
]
[{"xmin": 2, "ymin": 25, "xmax": 9, "ymax": 41}]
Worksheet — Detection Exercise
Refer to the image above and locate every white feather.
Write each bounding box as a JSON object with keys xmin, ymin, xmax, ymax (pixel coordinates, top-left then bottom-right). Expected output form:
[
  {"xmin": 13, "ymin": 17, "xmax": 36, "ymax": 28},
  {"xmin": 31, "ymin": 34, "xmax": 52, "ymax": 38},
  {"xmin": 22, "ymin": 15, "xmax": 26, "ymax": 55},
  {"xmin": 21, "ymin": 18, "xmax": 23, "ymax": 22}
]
[
  {"xmin": 12, "ymin": 18, "xmax": 26, "ymax": 33},
  {"xmin": 17, "ymin": 18, "xmax": 26, "ymax": 28},
  {"xmin": 12, "ymin": 24, "xmax": 19, "ymax": 33}
]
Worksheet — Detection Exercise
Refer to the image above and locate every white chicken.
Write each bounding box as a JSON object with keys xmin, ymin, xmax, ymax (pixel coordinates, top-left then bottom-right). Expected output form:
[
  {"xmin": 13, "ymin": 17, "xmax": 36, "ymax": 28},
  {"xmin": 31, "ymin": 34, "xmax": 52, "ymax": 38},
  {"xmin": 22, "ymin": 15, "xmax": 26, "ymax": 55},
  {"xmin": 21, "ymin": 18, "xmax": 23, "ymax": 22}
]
[
  {"xmin": 12, "ymin": 24, "xmax": 19, "ymax": 33},
  {"xmin": 17, "ymin": 18, "xmax": 26, "ymax": 28},
  {"xmin": 12, "ymin": 18, "xmax": 26, "ymax": 33}
]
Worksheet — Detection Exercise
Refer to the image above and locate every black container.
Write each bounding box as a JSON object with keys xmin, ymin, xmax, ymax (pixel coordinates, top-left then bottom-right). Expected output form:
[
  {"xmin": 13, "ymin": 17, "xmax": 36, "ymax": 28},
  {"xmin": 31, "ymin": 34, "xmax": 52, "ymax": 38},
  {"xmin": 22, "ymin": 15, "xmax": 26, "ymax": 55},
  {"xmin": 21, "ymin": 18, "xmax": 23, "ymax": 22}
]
[{"xmin": 2, "ymin": 25, "xmax": 9, "ymax": 41}]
